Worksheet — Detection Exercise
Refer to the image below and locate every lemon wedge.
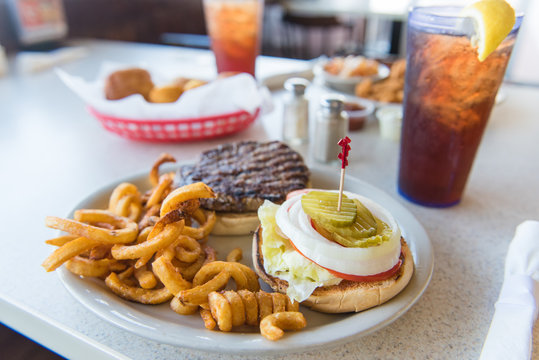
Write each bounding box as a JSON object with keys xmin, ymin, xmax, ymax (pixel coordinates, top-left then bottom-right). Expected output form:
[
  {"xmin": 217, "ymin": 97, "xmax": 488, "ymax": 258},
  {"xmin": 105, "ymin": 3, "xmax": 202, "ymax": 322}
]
[{"xmin": 462, "ymin": 0, "xmax": 516, "ymax": 61}]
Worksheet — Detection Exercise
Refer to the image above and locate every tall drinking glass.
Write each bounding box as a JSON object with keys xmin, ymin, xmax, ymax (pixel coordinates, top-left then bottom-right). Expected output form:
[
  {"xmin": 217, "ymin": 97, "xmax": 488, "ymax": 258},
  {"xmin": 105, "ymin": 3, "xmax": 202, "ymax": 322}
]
[
  {"xmin": 203, "ymin": 0, "xmax": 264, "ymax": 77},
  {"xmin": 398, "ymin": 6, "xmax": 523, "ymax": 207}
]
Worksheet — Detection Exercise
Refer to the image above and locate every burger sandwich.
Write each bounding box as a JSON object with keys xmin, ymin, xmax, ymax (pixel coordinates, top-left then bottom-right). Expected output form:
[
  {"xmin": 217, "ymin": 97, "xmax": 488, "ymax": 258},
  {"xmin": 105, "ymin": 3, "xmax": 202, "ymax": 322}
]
[
  {"xmin": 177, "ymin": 141, "xmax": 310, "ymax": 235},
  {"xmin": 252, "ymin": 189, "xmax": 414, "ymax": 313}
]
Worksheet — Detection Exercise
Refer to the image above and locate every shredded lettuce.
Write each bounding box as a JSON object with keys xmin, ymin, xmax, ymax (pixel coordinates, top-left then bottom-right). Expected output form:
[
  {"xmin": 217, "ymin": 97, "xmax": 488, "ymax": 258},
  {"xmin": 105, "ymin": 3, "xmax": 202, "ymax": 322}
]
[{"xmin": 258, "ymin": 200, "xmax": 341, "ymax": 302}]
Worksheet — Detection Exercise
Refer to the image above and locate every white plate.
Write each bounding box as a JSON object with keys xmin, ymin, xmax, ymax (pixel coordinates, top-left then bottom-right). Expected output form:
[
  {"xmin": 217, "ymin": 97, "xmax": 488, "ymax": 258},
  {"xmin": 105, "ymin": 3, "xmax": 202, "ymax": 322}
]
[{"xmin": 57, "ymin": 166, "xmax": 434, "ymax": 355}]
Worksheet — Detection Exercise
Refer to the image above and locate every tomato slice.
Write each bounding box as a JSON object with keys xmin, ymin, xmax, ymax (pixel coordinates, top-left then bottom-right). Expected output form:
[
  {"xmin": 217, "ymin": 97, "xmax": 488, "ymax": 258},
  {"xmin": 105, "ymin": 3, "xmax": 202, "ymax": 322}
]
[
  {"xmin": 324, "ymin": 259, "xmax": 402, "ymax": 282},
  {"xmin": 286, "ymin": 188, "xmax": 319, "ymax": 200},
  {"xmin": 288, "ymin": 239, "xmax": 402, "ymax": 283}
]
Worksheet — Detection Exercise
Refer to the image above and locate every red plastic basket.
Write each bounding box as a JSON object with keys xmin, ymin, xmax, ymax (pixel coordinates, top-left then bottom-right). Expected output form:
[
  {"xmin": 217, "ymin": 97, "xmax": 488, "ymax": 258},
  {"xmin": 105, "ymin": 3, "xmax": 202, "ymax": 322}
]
[{"xmin": 88, "ymin": 107, "xmax": 260, "ymax": 142}]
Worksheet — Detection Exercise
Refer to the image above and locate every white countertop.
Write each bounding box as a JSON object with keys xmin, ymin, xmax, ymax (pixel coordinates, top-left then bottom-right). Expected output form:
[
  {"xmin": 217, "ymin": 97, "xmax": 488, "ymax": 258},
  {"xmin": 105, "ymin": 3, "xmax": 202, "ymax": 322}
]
[{"xmin": 1, "ymin": 39, "xmax": 538, "ymax": 359}]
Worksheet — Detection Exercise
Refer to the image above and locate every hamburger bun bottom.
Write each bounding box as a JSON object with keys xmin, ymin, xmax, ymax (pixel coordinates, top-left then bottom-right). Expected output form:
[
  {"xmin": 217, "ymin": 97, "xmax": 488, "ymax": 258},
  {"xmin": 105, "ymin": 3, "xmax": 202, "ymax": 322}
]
[
  {"xmin": 211, "ymin": 212, "xmax": 260, "ymax": 236},
  {"xmin": 252, "ymin": 227, "xmax": 414, "ymax": 313}
]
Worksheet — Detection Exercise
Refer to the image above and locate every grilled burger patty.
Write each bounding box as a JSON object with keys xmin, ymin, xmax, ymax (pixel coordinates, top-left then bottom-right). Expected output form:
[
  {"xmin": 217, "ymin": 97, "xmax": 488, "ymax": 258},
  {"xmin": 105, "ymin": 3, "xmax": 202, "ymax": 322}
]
[{"xmin": 177, "ymin": 141, "xmax": 310, "ymax": 213}]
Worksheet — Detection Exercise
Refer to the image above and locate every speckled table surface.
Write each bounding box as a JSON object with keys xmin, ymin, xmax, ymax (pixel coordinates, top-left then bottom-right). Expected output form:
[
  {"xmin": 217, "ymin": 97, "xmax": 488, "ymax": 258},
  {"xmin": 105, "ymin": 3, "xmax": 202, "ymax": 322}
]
[{"xmin": 1, "ymin": 40, "xmax": 538, "ymax": 360}]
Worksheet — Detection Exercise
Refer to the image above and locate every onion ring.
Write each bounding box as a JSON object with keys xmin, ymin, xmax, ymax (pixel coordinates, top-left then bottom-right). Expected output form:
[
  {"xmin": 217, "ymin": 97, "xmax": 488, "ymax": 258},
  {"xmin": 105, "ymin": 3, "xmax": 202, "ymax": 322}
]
[
  {"xmin": 174, "ymin": 235, "xmax": 202, "ymax": 263},
  {"xmin": 113, "ymin": 194, "xmax": 142, "ymax": 222},
  {"xmin": 105, "ymin": 272, "xmax": 172, "ymax": 304},
  {"xmin": 108, "ymin": 183, "xmax": 141, "ymax": 219},
  {"xmin": 259, "ymin": 312, "xmax": 307, "ymax": 341},
  {"xmin": 256, "ymin": 291, "xmax": 273, "ymax": 321},
  {"xmin": 147, "ymin": 209, "xmax": 185, "ymax": 240},
  {"xmin": 136, "ymin": 226, "xmax": 152, "ymax": 244},
  {"xmin": 271, "ymin": 293, "xmax": 287, "ymax": 313},
  {"xmin": 152, "ymin": 256, "xmax": 192, "ymax": 296},
  {"xmin": 111, "ymin": 220, "xmax": 183, "ymax": 261},
  {"xmin": 65, "ymin": 256, "xmax": 126, "ymax": 278},
  {"xmin": 89, "ymin": 244, "xmax": 113, "ymax": 260},
  {"xmin": 134, "ymin": 265, "xmax": 158, "ymax": 289},
  {"xmin": 149, "ymin": 153, "xmax": 176, "ymax": 187},
  {"xmin": 182, "ymin": 210, "xmax": 216, "ymax": 240},
  {"xmin": 192, "ymin": 261, "xmax": 249, "ymax": 290},
  {"xmin": 191, "ymin": 209, "xmax": 206, "ymax": 226},
  {"xmin": 138, "ymin": 204, "xmax": 160, "ymax": 229},
  {"xmin": 233, "ymin": 262, "xmax": 260, "ymax": 292},
  {"xmin": 286, "ymin": 297, "xmax": 299, "ymax": 312},
  {"xmin": 226, "ymin": 248, "xmax": 243, "ymax": 263},
  {"xmin": 238, "ymin": 289, "xmax": 259, "ymax": 326},
  {"xmin": 199, "ymin": 308, "xmax": 217, "ymax": 330},
  {"xmin": 118, "ymin": 266, "xmax": 134, "ymax": 280},
  {"xmin": 160, "ymin": 182, "xmax": 215, "ymax": 217},
  {"xmin": 177, "ymin": 244, "xmax": 216, "ymax": 281},
  {"xmin": 178, "ymin": 271, "xmax": 230, "ymax": 305},
  {"xmin": 223, "ymin": 290, "xmax": 246, "ymax": 327},
  {"xmin": 146, "ymin": 173, "xmax": 173, "ymax": 209},
  {"xmin": 178, "ymin": 199, "xmax": 201, "ymax": 215},
  {"xmin": 208, "ymin": 292, "xmax": 232, "ymax": 332},
  {"xmin": 170, "ymin": 296, "xmax": 198, "ymax": 315}
]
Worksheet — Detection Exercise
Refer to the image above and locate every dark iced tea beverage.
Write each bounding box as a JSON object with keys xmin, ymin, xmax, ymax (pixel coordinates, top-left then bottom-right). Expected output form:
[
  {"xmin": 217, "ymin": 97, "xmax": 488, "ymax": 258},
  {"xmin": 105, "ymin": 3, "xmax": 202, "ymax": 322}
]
[{"xmin": 398, "ymin": 7, "xmax": 522, "ymax": 207}]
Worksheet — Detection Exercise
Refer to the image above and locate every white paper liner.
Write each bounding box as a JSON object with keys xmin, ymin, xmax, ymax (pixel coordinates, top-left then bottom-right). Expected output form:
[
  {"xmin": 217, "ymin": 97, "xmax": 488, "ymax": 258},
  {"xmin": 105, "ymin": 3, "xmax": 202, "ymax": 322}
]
[{"xmin": 56, "ymin": 62, "xmax": 265, "ymax": 120}]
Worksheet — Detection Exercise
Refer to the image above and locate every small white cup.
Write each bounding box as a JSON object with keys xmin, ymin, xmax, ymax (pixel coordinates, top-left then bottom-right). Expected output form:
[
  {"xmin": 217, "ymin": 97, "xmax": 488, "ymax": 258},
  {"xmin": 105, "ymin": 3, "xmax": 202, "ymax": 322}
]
[{"xmin": 376, "ymin": 105, "xmax": 403, "ymax": 141}]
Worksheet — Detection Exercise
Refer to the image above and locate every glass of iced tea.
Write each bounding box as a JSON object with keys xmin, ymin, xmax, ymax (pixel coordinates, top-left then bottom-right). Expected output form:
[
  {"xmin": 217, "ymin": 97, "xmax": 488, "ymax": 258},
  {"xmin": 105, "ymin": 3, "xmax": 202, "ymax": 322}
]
[
  {"xmin": 398, "ymin": 6, "xmax": 523, "ymax": 207},
  {"xmin": 203, "ymin": 0, "xmax": 264, "ymax": 77}
]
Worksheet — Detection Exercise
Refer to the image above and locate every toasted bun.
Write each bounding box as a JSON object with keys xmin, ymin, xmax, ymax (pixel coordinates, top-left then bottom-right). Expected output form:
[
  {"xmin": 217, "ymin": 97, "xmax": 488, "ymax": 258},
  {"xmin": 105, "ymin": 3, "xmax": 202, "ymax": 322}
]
[
  {"xmin": 211, "ymin": 212, "xmax": 260, "ymax": 236},
  {"xmin": 252, "ymin": 227, "xmax": 414, "ymax": 313}
]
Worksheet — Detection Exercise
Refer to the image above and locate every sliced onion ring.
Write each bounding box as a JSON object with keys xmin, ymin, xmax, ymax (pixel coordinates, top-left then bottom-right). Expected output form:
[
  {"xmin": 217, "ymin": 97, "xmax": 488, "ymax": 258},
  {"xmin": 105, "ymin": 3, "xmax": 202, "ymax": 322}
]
[{"xmin": 275, "ymin": 191, "xmax": 401, "ymax": 276}]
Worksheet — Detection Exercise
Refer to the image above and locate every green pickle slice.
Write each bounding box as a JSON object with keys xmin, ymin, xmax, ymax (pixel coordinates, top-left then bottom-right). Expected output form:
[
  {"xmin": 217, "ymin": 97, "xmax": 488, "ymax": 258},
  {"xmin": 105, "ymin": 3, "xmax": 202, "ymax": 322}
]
[
  {"xmin": 302, "ymin": 191, "xmax": 392, "ymax": 248},
  {"xmin": 301, "ymin": 191, "xmax": 357, "ymax": 227},
  {"xmin": 328, "ymin": 217, "xmax": 392, "ymax": 248}
]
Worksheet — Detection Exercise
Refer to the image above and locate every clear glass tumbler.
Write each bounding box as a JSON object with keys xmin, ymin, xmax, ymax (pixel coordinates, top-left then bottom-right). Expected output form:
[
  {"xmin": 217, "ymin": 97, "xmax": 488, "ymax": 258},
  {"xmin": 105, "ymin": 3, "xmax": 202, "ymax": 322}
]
[
  {"xmin": 398, "ymin": 6, "xmax": 523, "ymax": 207},
  {"xmin": 203, "ymin": 0, "xmax": 264, "ymax": 77}
]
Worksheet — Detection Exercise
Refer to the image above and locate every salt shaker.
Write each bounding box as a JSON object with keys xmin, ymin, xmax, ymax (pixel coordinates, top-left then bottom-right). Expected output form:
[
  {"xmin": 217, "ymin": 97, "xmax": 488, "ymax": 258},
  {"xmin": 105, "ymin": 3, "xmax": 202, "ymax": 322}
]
[
  {"xmin": 282, "ymin": 78, "xmax": 310, "ymax": 144},
  {"xmin": 312, "ymin": 96, "xmax": 349, "ymax": 163}
]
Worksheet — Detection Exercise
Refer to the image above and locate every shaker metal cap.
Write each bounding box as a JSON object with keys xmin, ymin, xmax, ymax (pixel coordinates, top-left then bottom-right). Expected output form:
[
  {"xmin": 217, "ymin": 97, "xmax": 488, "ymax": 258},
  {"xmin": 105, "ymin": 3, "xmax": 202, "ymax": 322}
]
[
  {"xmin": 284, "ymin": 77, "xmax": 310, "ymax": 95},
  {"xmin": 319, "ymin": 94, "xmax": 345, "ymax": 112}
]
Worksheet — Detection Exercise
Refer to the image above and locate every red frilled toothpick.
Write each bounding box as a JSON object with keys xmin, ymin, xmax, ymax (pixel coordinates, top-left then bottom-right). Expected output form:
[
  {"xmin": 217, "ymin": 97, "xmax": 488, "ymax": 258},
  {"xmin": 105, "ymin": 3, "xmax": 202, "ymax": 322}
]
[{"xmin": 337, "ymin": 136, "xmax": 351, "ymax": 211}]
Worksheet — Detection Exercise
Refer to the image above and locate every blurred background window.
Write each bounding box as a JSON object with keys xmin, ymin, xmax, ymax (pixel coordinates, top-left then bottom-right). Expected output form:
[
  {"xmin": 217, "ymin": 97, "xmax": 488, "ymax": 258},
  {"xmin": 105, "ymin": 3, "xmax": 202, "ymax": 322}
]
[
  {"xmin": 0, "ymin": 0, "xmax": 537, "ymax": 83},
  {"xmin": 6, "ymin": 0, "xmax": 67, "ymax": 47}
]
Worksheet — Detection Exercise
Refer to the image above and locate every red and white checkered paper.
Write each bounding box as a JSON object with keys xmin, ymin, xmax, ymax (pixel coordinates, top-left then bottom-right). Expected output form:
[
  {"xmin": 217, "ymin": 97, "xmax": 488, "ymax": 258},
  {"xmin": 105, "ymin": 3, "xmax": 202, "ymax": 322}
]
[{"xmin": 89, "ymin": 107, "xmax": 260, "ymax": 142}]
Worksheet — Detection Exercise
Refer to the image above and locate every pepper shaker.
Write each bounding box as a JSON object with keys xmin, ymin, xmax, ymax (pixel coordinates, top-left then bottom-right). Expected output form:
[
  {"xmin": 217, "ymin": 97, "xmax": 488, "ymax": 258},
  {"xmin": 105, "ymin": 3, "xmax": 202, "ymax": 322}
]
[
  {"xmin": 312, "ymin": 96, "xmax": 349, "ymax": 163},
  {"xmin": 282, "ymin": 78, "xmax": 310, "ymax": 144}
]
